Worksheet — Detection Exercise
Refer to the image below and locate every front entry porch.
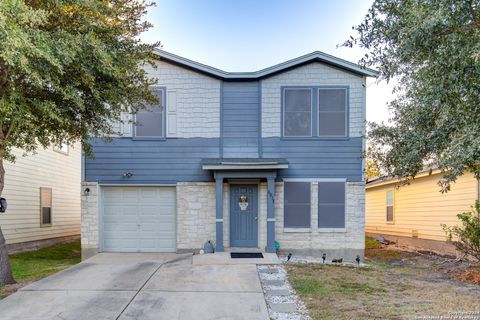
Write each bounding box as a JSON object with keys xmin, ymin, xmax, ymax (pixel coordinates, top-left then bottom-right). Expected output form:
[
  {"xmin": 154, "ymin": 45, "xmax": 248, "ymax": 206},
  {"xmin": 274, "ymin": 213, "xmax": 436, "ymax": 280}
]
[{"xmin": 202, "ymin": 158, "xmax": 289, "ymax": 253}]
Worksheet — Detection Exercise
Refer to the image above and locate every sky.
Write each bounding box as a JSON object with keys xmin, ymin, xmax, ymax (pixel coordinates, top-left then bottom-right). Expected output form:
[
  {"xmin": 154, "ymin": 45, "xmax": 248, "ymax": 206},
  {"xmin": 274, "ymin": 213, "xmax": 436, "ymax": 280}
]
[{"xmin": 140, "ymin": 0, "xmax": 394, "ymax": 124}]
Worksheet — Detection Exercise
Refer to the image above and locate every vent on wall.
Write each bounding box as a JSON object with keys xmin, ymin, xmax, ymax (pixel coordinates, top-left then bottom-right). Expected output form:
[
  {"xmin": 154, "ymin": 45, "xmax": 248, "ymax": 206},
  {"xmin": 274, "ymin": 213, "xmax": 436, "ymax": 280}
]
[{"xmin": 412, "ymin": 229, "xmax": 419, "ymax": 238}]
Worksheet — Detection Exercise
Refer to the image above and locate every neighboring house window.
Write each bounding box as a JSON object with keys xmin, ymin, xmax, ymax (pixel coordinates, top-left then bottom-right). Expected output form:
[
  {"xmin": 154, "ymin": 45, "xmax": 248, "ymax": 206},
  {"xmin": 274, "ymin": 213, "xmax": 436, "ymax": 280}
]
[
  {"xmin": 318, "ymin": 88, "xmax": 347, "ymax": 137},
  {"xmin": 53, "ymin": 143, "xmax": 69, "ymax": 155},
  {"xmin": 318, "ymin": 182, "xmax": 345, "ymax": 228},
  {"xmin": 284, "ymin": 182, "xmax": 311, "ymax": 228},
  {"xmin": 386, "ymin": 190, "xmax": 394, "ymax": 223},
  {"xmin": 283, "ymin": 88, "xmax": 312, "ymax": 137},
  {"xmin": 135, "ymin": 88, "xmax": 165, "ymax": 137},
  {"xmin": 40, "ymin": 188, "xmax": 52, "ymax": 226}
]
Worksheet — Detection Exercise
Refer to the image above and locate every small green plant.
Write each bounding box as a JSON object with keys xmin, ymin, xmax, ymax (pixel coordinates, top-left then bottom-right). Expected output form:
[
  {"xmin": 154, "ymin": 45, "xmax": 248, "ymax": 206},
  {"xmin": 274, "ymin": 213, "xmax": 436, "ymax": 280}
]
[{"xmin": 442, "ymin": 201, "xmax": 480, "ymax": 262}]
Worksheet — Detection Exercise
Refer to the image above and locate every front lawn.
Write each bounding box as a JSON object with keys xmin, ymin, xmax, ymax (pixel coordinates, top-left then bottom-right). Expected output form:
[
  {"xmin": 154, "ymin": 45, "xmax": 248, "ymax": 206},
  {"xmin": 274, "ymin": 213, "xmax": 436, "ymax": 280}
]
[
  {"xmin": 286, "ymin": 238, "xmax": 480, "ymax": 320},
  {"xmin": 0, "ymin": 241, "xmax": 81, "ymax": 299}
]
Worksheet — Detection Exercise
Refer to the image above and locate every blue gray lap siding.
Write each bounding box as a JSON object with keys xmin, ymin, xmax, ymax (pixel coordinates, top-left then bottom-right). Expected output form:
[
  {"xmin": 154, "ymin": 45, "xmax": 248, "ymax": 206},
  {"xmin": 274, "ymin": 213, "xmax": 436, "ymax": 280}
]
[
  {"xmin": 221, "ymin": 81, "xmax": 260, "ymax": 158},
  {"xmin": 84, "ymin": 137, "xmax": 362, "ymax": 183}
]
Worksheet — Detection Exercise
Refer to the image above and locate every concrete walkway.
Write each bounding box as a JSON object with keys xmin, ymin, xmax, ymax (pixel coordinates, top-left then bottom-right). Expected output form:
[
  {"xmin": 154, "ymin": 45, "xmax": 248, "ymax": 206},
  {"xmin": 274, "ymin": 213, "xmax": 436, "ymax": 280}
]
[{"xmin": 0, "ymin": 253, "xmax": 270, "ymax": 320}]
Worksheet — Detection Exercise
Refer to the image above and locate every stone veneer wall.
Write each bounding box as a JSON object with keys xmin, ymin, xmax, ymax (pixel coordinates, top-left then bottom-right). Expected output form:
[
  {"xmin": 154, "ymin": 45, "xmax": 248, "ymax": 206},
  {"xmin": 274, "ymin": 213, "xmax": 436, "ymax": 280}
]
[
  {"xmin": 176, "ymin": 182, "xmax": 216, "ymax": 250},
  {"xmin": 81, "ymin": 181, "xmax": 364, "ymax": 260},
  {"xmin": 271, "ymin": 181, "xmax": 365, "ymax": 261},
  {"xmin": 81, "ymin": 181, "xmax": 99, "ymax": 259}
]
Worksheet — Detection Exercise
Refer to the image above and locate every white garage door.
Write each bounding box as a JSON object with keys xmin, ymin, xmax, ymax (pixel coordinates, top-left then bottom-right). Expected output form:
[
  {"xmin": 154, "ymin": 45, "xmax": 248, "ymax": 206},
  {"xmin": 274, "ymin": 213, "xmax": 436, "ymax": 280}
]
[{"xmin": 102, "ymin": 187, "xmax": 176, "ymax": 252}]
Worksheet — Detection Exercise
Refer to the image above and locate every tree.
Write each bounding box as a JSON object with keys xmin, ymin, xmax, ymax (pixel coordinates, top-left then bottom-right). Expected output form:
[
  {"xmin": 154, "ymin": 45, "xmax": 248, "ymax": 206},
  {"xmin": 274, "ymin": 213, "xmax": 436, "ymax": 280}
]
[
  {"xmin": 0, "ymin": 0, "xmax": 158, "ymax": 285},
  {"xmin": 365, "ymin": 159, "xmax": 382, "ymax": 180},
  {"xmin": 345, "ymin": 0, "xmax": 480, "ymax": 191}
]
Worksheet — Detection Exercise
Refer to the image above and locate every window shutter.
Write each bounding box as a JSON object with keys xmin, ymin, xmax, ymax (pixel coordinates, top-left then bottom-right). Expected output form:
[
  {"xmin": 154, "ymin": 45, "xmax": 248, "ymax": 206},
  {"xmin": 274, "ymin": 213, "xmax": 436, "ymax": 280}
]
[{"xmin": 167, "ymin": 90, "xmax": 177, "ymax": 136}]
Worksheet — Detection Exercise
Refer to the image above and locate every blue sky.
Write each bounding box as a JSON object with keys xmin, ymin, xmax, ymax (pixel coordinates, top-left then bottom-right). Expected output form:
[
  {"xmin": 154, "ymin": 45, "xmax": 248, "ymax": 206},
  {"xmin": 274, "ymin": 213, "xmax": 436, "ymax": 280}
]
[{"xmin": 141, "ymin": 0, "xmax": 393, "ymax": 123}]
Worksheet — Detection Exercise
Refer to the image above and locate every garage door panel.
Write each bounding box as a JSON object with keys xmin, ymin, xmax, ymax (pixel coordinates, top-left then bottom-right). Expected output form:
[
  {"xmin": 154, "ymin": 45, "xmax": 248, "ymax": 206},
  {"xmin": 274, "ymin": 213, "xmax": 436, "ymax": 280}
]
[{"xmin": 102, "ymin": 187, "xmax": 176, "ymax": 252}]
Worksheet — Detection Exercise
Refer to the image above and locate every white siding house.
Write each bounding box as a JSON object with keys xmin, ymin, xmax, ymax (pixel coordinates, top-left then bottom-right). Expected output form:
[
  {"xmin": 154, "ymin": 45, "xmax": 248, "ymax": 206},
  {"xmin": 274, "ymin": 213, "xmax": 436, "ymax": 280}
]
[{"xmin": 0, "ymin": 143, "xmax": 81, "ymax": 251}]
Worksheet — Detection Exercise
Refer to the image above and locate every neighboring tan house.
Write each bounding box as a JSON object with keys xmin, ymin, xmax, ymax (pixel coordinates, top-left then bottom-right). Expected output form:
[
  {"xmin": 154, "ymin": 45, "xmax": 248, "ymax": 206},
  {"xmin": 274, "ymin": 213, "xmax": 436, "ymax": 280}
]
[
  {"xmin": 0, "ymin": 143, "xmax": 82, "ymax": 252},
  {"xmin": 81, "ymin": 50, "xmax": 378, "ymax": 261},
  {"xmin": 366, "ymin": 170, "xmax": 480, "ymax": 254}
]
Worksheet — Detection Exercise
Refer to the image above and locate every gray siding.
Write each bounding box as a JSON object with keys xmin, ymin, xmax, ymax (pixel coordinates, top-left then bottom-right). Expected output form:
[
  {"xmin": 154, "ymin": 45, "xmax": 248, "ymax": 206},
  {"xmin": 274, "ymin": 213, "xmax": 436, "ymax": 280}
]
[
  {"xmin": 221, "ymin": 82, "xmax": 260, "ymax": 158},
  {"xmin": 85, "ymin": 137, "xmax": 363, "ymax": 183},
  {"xmin": 262, "ymin": 137, "xmax": 362, "ymax": 181},
  {"xmin": 85, "ymin": 138, "xmax": 219, "ymax": 184}
]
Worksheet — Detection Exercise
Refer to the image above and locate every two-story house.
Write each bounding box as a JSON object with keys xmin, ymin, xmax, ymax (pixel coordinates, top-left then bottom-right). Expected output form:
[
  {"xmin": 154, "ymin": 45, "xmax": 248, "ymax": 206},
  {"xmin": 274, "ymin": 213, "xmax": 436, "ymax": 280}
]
[{"xmin": 81, "ymin": 50, "xmax": 377, "ymax": 261}]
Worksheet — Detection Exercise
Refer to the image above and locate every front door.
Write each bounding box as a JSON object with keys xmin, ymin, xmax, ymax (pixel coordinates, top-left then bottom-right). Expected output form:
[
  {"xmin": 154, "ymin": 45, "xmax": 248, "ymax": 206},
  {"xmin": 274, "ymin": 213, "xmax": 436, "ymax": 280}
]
[{"xmin": 230, "ymin": 184, "xmax": 258, "ymax": 248}]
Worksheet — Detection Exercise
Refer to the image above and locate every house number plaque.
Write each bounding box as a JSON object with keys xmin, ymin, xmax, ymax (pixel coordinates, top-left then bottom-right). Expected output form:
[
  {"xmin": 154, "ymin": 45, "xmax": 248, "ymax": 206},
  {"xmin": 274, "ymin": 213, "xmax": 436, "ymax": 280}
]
[{"xmin": 238, "ymin": 195, "xmax": 249, "ymax": 211}]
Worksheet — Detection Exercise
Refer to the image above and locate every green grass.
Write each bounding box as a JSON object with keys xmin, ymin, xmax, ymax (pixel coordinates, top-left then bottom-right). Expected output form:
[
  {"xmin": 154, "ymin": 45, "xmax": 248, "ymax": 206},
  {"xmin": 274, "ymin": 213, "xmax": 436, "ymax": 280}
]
[
  {"xmin": 365, "ymin": 236, "xmax": 382, "ymax": 249},
  {"xmin": 0, "ymin": 241, "xmax": 80, "ymax": 298},
  {"xmin": 8, "ymin": 241, "xmax": 81, "ymax": 281}
]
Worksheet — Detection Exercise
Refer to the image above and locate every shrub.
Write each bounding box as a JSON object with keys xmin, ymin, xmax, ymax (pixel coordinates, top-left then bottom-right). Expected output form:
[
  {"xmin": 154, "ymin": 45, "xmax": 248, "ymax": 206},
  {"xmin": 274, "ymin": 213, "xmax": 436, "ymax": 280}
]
[{"xmin": 442, "ymin": 201, "xmax": 480, "ymax": 262}]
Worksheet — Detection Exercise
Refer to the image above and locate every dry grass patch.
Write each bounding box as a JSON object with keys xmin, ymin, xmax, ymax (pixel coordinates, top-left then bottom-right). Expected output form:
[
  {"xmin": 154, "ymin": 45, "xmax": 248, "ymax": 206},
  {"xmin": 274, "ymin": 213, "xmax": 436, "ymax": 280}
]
[{"xmin": 287, "ymin": 243, "xmax": 480, "ymax": 319}]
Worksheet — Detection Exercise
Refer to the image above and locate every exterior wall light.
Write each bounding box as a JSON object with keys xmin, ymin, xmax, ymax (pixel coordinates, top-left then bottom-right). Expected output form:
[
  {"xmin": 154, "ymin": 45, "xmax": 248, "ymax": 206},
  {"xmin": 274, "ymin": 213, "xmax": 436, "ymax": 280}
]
[
  {"xmin": 84, "ymin": 188, "xmax": 90, "ymax": 196},
  {"xmin": 0, "ymin": 197, "xmax": 7, "ymax": 213}
]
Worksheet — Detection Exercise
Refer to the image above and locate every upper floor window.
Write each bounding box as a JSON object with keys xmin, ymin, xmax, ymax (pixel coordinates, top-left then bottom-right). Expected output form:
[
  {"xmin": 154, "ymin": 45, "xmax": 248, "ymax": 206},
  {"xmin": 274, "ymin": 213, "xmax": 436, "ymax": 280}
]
[
  {"xmin": 135, "ymin": 88, "xmax": 165, "ymax": 138},
  {"xmin": 282, "ymin": 87, "xmax": 348, "ymax": 138},
  {"xmin": 318, "ymin": 88, "xmax": 347, "ymax": 137},
  {"xmin": 283, "ymin": 88, "xmax": 312, "ymax": 137}
]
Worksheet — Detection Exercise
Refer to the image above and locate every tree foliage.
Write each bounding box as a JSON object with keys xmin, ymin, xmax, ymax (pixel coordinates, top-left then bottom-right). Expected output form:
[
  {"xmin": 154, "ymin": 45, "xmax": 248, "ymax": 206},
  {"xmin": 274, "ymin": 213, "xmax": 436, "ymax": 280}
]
[
  {"xmin": 345, "ymin": 0, "xmax": 480, "ymax": 191},
  {"xmin": 443, "ymin": 201, "xmax": 480, "ymax": 262},
  {"xmin": 0, "ymin": 0, "xmax": 158, "ymax": 285},
  {"xmin": 0, "ymin": 0, "xmax": 159, "ymax": 161},
  {"xmin": 365, "ymin": 159, "xmax": 382, "ymax": 180}
]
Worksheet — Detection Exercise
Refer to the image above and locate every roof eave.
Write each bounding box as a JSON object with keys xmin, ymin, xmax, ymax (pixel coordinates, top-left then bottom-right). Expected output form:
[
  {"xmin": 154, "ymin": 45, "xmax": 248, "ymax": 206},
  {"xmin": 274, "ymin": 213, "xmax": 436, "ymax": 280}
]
[{"xmin": 151, "ymin": 49, "xmax": 379, "ymax": 79}]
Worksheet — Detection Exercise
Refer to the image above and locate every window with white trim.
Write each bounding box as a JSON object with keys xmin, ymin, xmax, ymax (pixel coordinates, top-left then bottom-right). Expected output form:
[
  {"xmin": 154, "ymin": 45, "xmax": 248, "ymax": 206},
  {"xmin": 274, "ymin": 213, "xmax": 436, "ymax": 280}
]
[
  {"xmin": 386, "ymin": 190, "xmax": 394, "ymax": 222},
  {"xmin": 318, "ymin": 182, "xmax": 345, "ymax": 228},
  {"xmin": 284, "ymin": 182, "xmax": 311, "ymax": 228},
  {"xmin": 283, "ymin": 88, "xmax": 312, "ymax": 137},
  {"xmin": 135, "ymin": 88, "xmax": 165, "ymax": 137},
  {"xmin": 318, "ymin": 88, "xmax": 347, "ymax": 137},
  {"xmin": 40, "ymin": 187, "xmax": 52, "ymax": 226}
]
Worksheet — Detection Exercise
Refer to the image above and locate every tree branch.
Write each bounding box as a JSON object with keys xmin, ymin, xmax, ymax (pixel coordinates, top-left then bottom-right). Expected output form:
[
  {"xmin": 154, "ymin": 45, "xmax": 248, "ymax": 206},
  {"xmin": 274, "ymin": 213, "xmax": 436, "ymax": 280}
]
[
  {"xmin": 4, "ymin": 122, "xmax": 16, "ymax": 141},
  {"xmin": 437, "ymin": 21, "xmax": 480, "ymax": 36},
  {"xmin": 0, "ymin": 59, "xmax": 9, "ymax": 93}
]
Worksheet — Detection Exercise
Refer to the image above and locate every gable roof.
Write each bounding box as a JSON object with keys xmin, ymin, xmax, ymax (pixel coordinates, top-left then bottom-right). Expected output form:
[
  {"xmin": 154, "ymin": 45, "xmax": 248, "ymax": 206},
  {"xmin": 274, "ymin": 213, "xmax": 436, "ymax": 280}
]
[{"xmin": 152, "ymin": 49, "xmax": 379, "ymax": 80}]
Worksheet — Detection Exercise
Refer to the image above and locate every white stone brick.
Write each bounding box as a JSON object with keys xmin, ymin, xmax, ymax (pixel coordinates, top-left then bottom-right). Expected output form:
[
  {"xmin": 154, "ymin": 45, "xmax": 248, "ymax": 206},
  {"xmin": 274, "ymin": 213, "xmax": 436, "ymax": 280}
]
[
  {"xmin": 176, "ymin": 182, "xmax": 216, "ymax": 249},
  {"xmin": 81, "ymin": 182, "xmax": 99, "ymax": 248}
]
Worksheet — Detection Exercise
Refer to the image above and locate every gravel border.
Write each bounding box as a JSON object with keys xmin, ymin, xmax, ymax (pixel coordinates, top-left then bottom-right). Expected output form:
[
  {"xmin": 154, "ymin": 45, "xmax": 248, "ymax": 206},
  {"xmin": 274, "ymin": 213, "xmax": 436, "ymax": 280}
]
[{"xmin": 257, "ymin": 265, "xmax": 312, "ymax": 320}]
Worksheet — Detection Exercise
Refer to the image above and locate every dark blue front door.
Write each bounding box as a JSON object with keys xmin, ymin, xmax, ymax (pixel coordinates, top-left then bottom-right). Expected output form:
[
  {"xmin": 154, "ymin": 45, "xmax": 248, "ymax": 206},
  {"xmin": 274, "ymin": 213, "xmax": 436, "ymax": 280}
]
[{"xmin": 230, "ymin": 184, "xmax": 258, "ymax": 247}]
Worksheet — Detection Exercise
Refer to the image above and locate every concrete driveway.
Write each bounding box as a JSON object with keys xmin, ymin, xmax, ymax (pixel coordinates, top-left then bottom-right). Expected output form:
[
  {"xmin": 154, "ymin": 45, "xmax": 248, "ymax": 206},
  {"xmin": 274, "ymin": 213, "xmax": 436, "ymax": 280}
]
[{"xmin": 0, "ymin": 253, "xmax": 269, "ymax": 320}]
